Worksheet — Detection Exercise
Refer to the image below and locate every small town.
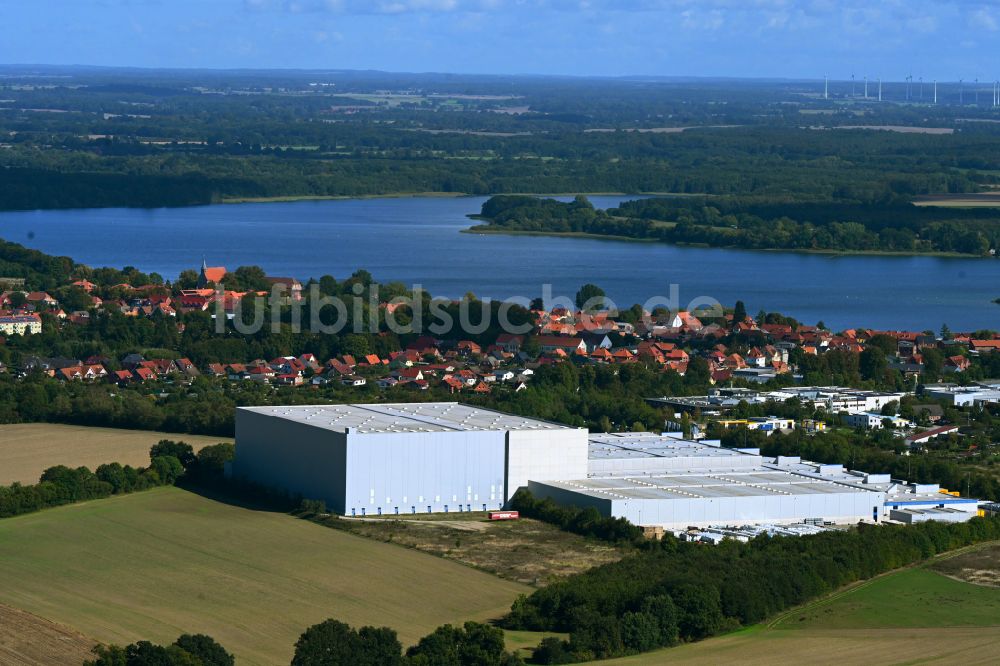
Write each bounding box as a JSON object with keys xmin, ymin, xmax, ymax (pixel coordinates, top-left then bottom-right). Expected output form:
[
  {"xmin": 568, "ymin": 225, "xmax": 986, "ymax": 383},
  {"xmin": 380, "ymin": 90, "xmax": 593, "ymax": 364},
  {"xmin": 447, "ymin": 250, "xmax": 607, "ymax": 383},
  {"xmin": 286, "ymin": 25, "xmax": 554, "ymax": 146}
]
[{"xmin": 3, "ymin": 261, "xmax": 1000, "ymax": 451}]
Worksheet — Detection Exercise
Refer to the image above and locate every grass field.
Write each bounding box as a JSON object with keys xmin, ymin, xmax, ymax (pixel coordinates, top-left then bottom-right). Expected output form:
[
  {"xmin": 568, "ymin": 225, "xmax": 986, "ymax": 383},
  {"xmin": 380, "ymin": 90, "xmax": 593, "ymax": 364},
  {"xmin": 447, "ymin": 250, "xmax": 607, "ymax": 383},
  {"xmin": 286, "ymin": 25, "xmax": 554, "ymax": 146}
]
[
  {"xmin": 594, "ymin": 554, "xmax": 1000, "ymax": 665},
  {"xmin": 0, "ymin": 424, "xmax": 232, "ymax": 485},
  {"xmin": 0, "ymin": 487, "xmax": 528, "ymax": 665},
  {"xmin": 775, "ymin": 568, "xmax": 1000, "ymax": 630}
]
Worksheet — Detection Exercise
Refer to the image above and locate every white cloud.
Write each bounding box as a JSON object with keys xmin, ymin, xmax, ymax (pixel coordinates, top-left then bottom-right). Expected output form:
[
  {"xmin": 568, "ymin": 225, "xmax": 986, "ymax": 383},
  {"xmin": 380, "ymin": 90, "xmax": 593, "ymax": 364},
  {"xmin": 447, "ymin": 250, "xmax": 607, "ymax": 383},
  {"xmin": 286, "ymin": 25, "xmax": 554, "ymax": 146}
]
[{"xmin": 971, "ymin": 7, "xmax": 998, "ymax": 30}]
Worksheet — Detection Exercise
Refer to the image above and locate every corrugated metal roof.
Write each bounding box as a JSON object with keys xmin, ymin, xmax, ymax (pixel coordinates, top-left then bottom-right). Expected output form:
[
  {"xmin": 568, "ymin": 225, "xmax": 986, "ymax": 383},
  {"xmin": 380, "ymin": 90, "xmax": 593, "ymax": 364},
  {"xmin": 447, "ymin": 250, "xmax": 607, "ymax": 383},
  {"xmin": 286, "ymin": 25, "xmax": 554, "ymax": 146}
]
[{"xmin": 239, "ymin": 402, "xmax": 574, "ymax": 434}]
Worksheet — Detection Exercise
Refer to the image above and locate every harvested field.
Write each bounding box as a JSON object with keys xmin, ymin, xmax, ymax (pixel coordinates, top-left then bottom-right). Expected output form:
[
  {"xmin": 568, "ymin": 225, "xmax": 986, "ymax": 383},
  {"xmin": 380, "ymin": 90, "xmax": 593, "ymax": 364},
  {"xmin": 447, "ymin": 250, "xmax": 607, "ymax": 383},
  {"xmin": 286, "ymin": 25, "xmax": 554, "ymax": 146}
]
[
  {"xmin": 0, "ymin": 603, "xmax": 96, "ymax": 666},
  {"xmin": 325, "ymin": 512, "xmax": 627, "ymax": 586},
  {"xmin": 0, "ymin": 423, "xmax": 232, "ymax": 485}
]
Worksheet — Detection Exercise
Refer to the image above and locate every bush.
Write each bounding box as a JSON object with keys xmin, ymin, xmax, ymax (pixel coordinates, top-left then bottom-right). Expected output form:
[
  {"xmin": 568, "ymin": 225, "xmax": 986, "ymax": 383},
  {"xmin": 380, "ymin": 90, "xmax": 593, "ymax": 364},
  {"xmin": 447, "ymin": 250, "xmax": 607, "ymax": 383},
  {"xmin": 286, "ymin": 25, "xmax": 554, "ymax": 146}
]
[{"xmin": 508, "ymin": 490, "xmax": 643, "ymax": 544}]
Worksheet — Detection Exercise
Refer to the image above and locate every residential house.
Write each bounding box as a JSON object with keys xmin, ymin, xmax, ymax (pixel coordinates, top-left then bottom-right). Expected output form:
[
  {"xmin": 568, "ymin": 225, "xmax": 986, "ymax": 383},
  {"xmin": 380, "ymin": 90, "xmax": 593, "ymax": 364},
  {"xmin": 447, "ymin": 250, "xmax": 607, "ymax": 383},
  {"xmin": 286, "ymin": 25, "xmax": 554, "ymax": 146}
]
[
  {"xmin": 265, "ymin": 276, "xmax": 303, "ymax": 301},
  {"xmin": 26, "ymin": 292, "xmax": 58, "ymax": 308},
  {"xmin": 534, "ymin": 335, "xmax": 588, "ymax": 355},
  {"xmin": 945, "ymin": 355, "xmax": 971, "ymax": 373},
  {"xmin": 495, "ymin": 334, "xmax": 525, "ymax": 354}
]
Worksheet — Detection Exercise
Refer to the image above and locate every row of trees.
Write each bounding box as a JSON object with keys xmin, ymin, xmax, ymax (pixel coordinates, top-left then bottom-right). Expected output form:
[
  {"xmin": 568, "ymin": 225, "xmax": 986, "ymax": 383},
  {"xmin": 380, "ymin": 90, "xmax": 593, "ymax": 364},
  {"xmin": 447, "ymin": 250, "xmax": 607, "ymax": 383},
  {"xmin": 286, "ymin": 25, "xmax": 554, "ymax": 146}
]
[
  {"xmin": 0, "ymin": 439, "xmax": 232, "ymax": 519},
  {"xmin": 508, "ymin": 489, "xmax": 644, "ymax": 544},
  {"xmin": 84, "ymin": 619, "xmax": 521, "ymax": 665},
  {"xmin": 504, "ymin": 513, "xmax": 1000, "ymax": 662}
]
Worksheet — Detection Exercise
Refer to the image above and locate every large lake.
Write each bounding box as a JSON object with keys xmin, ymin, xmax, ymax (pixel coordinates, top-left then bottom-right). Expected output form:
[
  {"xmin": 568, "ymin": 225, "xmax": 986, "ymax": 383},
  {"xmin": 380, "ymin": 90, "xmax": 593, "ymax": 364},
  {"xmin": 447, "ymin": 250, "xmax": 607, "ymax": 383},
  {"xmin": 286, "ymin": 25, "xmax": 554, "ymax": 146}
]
[{"xmin": 0, "ymin": 196, "xmax": 997, "ymax": 332}]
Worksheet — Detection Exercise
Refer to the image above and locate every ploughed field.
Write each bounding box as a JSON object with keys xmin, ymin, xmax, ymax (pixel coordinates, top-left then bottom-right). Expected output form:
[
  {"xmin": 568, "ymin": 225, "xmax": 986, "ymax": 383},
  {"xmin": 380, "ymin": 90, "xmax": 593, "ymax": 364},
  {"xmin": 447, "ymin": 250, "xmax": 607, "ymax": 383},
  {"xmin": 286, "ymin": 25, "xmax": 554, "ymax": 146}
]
[
  {"xmin": 0, "ymin": 487, "xmax": 528, "ymax": 665},
  {"xmin": 0, "ymin": 423, "xmax": 232, "ymax": 485},
  {"xmin": 0, "ymin": 603, "xmax": 96, "ymax": 666}
]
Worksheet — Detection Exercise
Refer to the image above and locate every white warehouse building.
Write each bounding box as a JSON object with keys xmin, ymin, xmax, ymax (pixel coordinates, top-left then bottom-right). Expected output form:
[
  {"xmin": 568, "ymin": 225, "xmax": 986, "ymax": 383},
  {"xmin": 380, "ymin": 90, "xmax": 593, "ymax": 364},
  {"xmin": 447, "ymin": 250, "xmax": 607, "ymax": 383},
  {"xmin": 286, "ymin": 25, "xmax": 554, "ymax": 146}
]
[
  {"xmin": 231, "ymin": 403, "xmax": 981, "ymax": 529},
  {"xmin": 231, "ymin": 403, "xmax": 588, "ymax": 516},
  {"xmin": 528, "ymin": 432, "xmax": 982, "ymax": 529}
]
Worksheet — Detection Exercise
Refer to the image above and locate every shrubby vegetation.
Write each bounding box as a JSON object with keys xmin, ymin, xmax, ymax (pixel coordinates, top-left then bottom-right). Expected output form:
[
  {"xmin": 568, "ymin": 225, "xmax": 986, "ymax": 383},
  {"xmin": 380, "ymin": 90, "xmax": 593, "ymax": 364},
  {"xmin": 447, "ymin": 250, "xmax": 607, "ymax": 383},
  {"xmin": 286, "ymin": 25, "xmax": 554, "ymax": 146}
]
[
  {"xmin": 504, "ymin": 516, "xmax": 1000, "ymax": 663},
  {"xmin": 0, "ymin": 439, "xmax": 232, "ymax": 519},
  {"xmin": 475, "ymin": 195, "xmax": 1000, "ymax": 256},
  {"xmin": 508, "ymin": 489, "xmax": 644, "ymax": 545}
]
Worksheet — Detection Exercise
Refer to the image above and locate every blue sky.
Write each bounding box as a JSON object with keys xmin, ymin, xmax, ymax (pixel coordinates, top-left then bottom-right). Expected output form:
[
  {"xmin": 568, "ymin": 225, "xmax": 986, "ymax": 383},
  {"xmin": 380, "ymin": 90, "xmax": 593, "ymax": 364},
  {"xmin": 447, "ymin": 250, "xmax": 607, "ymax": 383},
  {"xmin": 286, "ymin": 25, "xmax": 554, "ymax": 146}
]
[{"xmin": 2, "ymin": 1, "xmax": 999, "ymax": 79}]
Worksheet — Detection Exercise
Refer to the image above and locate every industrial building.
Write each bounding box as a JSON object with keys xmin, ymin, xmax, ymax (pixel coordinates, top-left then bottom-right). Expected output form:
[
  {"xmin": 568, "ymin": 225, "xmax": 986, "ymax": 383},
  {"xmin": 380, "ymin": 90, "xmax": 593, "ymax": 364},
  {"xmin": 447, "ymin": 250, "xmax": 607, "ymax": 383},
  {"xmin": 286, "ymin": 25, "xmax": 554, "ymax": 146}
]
[
  {"xmin": 231, "ymin": 403, "xmax": 587, "ymax": 515},
  {"xmin": 528, "ymin": 433, "xmax": 982, "ymax": 529},
  {"xmin": 231, "ymin": 402, "xmax": 982, "ymax": 530}
]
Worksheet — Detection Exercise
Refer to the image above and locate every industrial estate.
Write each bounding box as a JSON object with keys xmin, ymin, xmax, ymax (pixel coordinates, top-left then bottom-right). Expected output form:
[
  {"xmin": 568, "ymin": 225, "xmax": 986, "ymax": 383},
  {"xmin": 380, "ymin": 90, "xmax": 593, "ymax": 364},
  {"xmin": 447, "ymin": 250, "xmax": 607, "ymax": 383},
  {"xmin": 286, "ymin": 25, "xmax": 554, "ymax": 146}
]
[{"xmin": 231, "ymin": 402, "xmax": 983, "ymax": 539}]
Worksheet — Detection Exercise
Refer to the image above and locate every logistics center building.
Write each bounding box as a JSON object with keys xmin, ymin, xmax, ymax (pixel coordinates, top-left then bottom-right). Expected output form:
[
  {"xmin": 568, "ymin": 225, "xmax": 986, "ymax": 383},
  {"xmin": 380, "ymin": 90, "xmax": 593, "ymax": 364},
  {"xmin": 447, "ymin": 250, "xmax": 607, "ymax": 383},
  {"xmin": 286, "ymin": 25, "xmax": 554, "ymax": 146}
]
[
  {"xmin": 232, "ymin": 403, "xmax": 588, "ymax": 515},
  {"xmin": 232, "ymin": 403, "xmax": 981, "ymax": 528}
]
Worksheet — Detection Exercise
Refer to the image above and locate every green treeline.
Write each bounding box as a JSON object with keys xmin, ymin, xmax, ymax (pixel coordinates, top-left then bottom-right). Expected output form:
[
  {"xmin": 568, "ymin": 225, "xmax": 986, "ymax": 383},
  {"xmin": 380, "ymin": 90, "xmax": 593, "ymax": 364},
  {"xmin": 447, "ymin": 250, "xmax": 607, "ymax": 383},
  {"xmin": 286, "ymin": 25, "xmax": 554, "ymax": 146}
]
[
  {"xmin": 87, "ymin": 618, "xmax": 522, "ymax": 666},
  {"xmin": 475, "ymin": 195, "xmax": 1000, "ymax": 255},
  {"xmin": 508, "ymin": 489, "xmax": 645, "ymax": 544},
  {"xmin": 87, "ymin": 634, "xmax": 234, "ymax": 666},
  {"xmin": 0, "ymin": 440, "xmax": 232, "ymax": 519},
  {"xmin": 503, "ymin": 514, "xmax": 1000, "ymax": 663}
]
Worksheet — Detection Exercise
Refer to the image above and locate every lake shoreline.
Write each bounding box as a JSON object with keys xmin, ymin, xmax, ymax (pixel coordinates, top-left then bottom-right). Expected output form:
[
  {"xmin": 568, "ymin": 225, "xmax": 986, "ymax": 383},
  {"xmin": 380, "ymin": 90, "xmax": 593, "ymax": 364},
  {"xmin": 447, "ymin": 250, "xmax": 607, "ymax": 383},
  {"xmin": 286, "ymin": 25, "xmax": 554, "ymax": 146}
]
[
  {"xmin": 220, "ymin": 191, "xmax": 692, "ymax": 206},
  {"xmin": 463, "ymin": 224, "xmax": 989, "ymax": 258}
]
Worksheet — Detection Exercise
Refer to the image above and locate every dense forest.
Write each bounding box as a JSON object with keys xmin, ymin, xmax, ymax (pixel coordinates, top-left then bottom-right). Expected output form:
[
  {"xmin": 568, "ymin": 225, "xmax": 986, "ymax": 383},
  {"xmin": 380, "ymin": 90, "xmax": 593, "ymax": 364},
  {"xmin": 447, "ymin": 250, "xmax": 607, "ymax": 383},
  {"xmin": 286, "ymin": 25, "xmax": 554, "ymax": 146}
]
[
  {"xmin": 473, "ymin": 195, "xmax": 1000, "ymax": 255},
  {"xmin": 2, "ymin": 67, "xmax": 1000, "ymax": 211}
]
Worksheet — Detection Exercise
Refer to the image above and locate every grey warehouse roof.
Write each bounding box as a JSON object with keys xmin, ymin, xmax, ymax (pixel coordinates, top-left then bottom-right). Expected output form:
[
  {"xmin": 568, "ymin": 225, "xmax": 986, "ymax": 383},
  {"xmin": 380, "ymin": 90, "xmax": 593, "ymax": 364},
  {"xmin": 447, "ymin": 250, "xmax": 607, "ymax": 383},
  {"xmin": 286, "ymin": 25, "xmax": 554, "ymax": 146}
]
[
  {"xmin": 540, "ymin": 468, "xmax": 876, "ymax": 502},
  {"xmin": 589, "ymin": 433, "xmax": 752, "ymax": 461},
  {"xmin": 239, "ymin": 402, "xmax": 575, "ymax": 435}
]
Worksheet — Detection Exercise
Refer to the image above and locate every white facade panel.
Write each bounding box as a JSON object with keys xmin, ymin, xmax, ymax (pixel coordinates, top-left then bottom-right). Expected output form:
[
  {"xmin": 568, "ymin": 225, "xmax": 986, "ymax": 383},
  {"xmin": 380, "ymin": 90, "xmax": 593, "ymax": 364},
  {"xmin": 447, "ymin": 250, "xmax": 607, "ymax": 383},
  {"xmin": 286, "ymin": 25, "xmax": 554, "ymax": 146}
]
[
  {"xmin": 602, "ymin": 490, "xmax": 880, "ymax": 529},
  {"xmin": 506, "ymin": 428, "xmax": 588, "ymax": 500},
  {"xmin": 343, "ymin": 430, "xmax": 506, "ymax": 516},
  {"xmin": 232, "ymin": 408, "xmax": 348, "ymax": 511}
]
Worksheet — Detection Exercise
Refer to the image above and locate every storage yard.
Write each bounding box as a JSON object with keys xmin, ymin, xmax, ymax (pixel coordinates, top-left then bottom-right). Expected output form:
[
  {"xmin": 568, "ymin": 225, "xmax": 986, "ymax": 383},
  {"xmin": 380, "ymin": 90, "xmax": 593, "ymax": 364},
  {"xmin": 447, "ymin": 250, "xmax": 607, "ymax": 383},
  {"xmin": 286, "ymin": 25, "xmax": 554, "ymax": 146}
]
[{"xmin": 231, "ymin": 403, "xmax": 983, "ymax": 534}]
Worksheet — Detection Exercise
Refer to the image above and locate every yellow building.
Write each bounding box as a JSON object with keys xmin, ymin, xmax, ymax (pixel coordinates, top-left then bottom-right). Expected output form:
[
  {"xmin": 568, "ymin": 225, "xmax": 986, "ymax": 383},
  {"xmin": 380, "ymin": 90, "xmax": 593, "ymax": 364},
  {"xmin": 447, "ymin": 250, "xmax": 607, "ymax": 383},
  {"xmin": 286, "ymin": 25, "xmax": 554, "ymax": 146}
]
[{"xmin": 0, "ymin": 314, "xmax": 42, "ymax": 335}]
